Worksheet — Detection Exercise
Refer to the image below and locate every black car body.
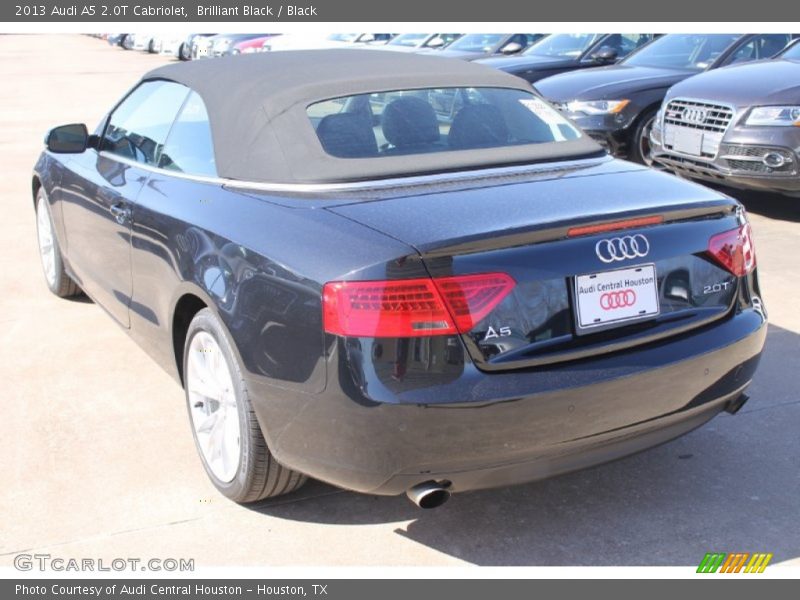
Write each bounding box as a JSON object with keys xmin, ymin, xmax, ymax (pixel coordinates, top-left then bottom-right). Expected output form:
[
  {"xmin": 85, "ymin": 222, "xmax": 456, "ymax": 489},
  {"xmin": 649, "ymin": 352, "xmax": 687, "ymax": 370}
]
[
  {"xmin": 477, "ymin": 33, "xmax": 658, "ymax": 84},
  {"xmin": 535, "ymin": 33, "xmax": 796, "ymax": 164},
  {"xmin": 423, "ymin": 33, "xmax": 544, "ymax": 60},
  {"xmin": 651, "ymin": 41, "xmax": 800, "ymax": 197},
  {"xmin": 33, "ymin": 50, "xmax": 766, "ymax": 507}
]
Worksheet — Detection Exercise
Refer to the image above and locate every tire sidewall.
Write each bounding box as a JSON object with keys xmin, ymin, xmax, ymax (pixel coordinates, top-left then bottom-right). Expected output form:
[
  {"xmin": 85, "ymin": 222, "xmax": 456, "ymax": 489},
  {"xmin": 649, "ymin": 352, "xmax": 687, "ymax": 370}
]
[
  {"xmin": 35, "ymin": 190, "xmax": 64, "ymax": 295},
  {"xmin": 183, "ymin": 309, "xmax": 257, "ymax": 501},
  {"xmin": 631, "ymin": 108, "xmax": 658, "ymax": 165}
]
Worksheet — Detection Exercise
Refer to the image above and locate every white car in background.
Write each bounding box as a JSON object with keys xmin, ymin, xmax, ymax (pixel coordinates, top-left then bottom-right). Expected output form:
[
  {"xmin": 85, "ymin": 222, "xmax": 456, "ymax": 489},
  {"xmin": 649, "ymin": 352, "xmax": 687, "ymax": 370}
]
[
  {"xmin": 128, "ymin": 33, "xmax": 160, "ymax": 52},
  {"xmin": 263, "ymin": 33, "xmax": 393, "ymax": 51},
  {"xmin": 158, "ymin": 36, "xmax": 184, "ymax": 58}
]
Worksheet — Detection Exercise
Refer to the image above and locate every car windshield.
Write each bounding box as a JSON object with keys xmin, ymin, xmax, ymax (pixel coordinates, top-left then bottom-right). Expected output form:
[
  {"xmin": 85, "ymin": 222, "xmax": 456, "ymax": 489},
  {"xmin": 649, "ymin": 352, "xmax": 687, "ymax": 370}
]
[
  {"xmin": 623, "ymin": 33, "xmax": 740, "ymax": 70},
  {"xmin": 446, "ymin": 34, "xmax": 504, "ymax": 53},
  {"xmin": 327, "ymin": 33, "xmax": 359, "ymax": 43},
  {"xmin": 781, "ymin": 42, "xmax": 800, "ymax": 60},
  {"xmin": 388, "ymin": 33, "xmax": 429, "ymax": 47},
  {"xmin": 307, "ymin": 86, "xmax": 581, "ymax": 159},
  {"xmin": 524, "ymin": 34, "xmax": 603, "ymax": 58}
]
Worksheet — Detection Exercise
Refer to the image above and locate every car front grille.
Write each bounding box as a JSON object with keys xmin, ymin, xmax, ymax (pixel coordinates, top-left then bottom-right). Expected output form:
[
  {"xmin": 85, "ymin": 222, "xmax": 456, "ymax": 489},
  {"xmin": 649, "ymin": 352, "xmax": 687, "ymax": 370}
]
[{"xmin": 663, "ymin": 99, "xmax": 735, "ymax": 134}]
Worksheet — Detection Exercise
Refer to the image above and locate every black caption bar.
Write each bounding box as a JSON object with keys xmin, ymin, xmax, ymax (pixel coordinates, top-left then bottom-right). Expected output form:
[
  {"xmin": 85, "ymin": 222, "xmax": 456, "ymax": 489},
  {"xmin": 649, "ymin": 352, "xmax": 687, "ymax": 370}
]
[
  {"xmin": 4, "ymin": 580, "xmax": 797, "ymax": 600},
  {"xmin": 2, "ymin": 0, "xmax": 797, "ymax": 21}
]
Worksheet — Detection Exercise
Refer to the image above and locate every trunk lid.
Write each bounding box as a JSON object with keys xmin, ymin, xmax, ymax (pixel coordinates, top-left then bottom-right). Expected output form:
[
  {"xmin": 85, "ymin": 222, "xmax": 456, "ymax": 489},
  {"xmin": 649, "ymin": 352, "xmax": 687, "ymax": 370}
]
[{"xmin": 328, "ymin": 163, "xmax": 742, "ymax": 370}]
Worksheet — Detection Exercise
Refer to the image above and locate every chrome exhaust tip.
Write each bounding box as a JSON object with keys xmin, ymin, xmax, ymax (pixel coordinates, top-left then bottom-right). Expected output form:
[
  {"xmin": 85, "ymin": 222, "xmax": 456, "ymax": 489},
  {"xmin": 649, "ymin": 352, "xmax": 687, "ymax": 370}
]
[
  {"xmin": 725, "ymin": 392, "xmax": 750, "ymax": 415},
  {"xmin": 406, "ymin": 481, "xmax": 451, "ymax": 509}
]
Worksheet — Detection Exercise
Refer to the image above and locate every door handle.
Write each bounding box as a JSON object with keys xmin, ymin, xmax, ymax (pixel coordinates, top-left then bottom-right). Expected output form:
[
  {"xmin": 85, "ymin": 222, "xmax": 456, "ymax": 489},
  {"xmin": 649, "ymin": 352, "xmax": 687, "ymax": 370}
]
[{"xmin": 109, "ymin": 203, "xmax": 131, "ymax": 225}]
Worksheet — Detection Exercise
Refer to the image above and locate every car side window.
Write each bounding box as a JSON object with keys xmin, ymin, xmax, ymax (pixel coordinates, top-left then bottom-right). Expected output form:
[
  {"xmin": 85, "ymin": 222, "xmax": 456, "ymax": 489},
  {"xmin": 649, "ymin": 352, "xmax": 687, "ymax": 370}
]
[
  {"xmin": 158, "ymin": 92, "xmax": 217, "ymax": 178},
  {"xmin": 619, "ymin": 34, "xmax": 655, "ymax": 56},
  {"xmin": 726, "ymin": 34, "xmax": 791, "ymax": 65},
  {"xmin": 102, "ymin": 81, "xmax": 190, "ymax": 166}
]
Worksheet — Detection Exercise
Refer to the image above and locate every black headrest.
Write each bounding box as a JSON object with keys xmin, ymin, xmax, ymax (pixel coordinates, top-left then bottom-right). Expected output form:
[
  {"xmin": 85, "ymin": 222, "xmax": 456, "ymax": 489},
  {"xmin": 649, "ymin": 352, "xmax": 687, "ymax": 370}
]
[
  {"xmin": 381, "ymin": 96, "xmax": 440, "ymax": 148},
  {"xmin": 316, "ymin": 113, "xmax": 378, "ymax": 158},
  {"xmin": 448, "ymin": 104, "xmax": 510, "ymax": 150}
]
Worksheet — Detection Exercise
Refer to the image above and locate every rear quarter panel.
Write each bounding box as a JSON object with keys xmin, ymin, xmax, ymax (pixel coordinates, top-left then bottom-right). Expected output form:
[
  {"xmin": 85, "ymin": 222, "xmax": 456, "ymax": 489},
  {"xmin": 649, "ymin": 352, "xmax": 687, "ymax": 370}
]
[{"xmin": 128, "ymin": 172, "xmax": 420, "ymax": 395}]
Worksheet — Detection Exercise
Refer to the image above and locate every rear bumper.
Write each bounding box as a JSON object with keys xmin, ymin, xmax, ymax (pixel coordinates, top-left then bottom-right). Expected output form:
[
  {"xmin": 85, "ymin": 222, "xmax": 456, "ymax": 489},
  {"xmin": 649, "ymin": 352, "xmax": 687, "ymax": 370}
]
[{"xmin": 248, "ymin": 307, "xmax": 767, "ymax": 495}]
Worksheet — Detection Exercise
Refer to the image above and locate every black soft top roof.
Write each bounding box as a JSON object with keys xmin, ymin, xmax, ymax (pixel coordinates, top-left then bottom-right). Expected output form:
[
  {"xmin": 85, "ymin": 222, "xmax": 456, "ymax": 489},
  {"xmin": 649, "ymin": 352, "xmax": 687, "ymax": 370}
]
[{"xmin": 143, "ymin": 49, "xmax": 600, "ymax": 184}]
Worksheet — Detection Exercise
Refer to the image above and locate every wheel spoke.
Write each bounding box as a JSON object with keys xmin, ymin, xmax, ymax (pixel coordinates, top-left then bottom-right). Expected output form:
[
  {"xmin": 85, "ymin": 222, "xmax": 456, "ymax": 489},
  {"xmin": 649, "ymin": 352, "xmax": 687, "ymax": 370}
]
[
  {"xmin": 186, "ymin": 330, "xmax": 241, "ymax": 483},
  {"xmin": 36, "ymin": 197, "xmax": 57, "ymax": 286}
]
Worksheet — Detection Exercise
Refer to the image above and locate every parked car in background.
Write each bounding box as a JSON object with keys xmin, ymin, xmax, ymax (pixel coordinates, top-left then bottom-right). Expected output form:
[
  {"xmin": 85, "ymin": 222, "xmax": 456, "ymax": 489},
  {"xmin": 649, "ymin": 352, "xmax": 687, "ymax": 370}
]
[
  {"xmin": 34, "ymin": 49, "xmax": 766, "ymax": 509},
  {"xmin": 191, "ymin": 33, "xmax": 220, "ymax": 59},
  {"xmin": 106, "ymin": 33, "xmax": 130, "ymax": 48},
  {"xmin": 230, "ymin": 35, "xmax": 279, "ymax": 55},
  {"xmin": 371, "ymin": 33, "xmax": 462, "ymax": 52},
  {"xmin": 128, "ymin": 33, "xmax": 159, "ymax": 53},
  {"xmin": 651, "ymin": 38, "xmax": 800, "ymax": 197},
  {"xmin": 535, "ymin": 33, "xmax": 795, "ymax": 164},
  {"xmin": 425, "ymin": 33, "xmax": 544, "ymax": 60},
  {"xmin": 158, "ymin": 35, "xmax": 184, "ymax": 58},
  {"xmin": 202, "ymin": 34, "xmax": 271, "ymax": 58},
  {"xmin": 263, "ymin": 33, "xmax": 393, "ymax": 52},
  {"xmin": 477, "ymin": 34, "xmax": 658, "ymax": 84},
  {"xmin": 180, "ymin": 33, "xmax": 215, "ymax": 60}
]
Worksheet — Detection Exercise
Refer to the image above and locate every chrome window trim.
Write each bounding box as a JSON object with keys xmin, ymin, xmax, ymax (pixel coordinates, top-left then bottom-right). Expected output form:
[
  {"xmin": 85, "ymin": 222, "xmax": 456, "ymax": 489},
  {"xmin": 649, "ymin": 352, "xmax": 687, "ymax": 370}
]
[{"xmin": 97, "ymin": 150, "xmax": 611, "ymax": 194}]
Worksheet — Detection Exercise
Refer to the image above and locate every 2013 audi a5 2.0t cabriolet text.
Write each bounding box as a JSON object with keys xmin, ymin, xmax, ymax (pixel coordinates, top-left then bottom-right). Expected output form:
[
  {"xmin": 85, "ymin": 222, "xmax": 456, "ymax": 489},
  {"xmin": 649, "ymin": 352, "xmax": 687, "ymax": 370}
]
[{"xmin": 33, "ymin": 50, "xmax": 766, "ymax": 508}]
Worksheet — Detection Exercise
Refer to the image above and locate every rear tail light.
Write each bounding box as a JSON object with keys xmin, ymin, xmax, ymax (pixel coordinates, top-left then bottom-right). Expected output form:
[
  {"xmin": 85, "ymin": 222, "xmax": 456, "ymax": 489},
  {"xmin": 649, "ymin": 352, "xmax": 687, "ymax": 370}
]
[
  {"xmin": 323, "ymin": 273, "xmax": 515, "ymax": 337},
  {"xmin": 708, "ymin": 223, "xmax": 756, "ymax": 277}
]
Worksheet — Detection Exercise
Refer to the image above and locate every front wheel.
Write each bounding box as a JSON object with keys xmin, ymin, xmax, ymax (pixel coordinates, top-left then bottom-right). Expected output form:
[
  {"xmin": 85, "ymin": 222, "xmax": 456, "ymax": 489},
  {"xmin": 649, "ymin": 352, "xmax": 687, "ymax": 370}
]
[
  {"xmin": 629, "ymin": 108, "xmax": 658, "ymax": 166},
  {"xmin": 183, "ymin": 308, "xmax": 307, "ymax": 503}
]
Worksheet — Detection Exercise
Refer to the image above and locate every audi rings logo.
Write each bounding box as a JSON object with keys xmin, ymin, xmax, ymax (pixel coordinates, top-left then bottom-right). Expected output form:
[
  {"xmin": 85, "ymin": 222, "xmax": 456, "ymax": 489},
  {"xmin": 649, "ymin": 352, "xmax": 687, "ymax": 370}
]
[
  {"xmin": 600, "ymin": 289, "xmax": 637, "ymax": 310},
  {"xmin": 595, "ymin": 234, "xmax": 650, "ymax": 263},
  {"xmin": 682, "ymin": 108, "xmax": 707, "ymax": 124}
]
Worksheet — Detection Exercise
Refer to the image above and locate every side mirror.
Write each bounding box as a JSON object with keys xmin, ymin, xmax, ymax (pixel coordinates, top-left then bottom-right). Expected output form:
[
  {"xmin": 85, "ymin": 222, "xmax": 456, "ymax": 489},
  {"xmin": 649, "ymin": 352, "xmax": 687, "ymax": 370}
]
[
  {"xmin": 500, "ymin": 42, "xmax": 524, "ymax": 55},
  {"xmin": 427, "ymin": 36, "xmax": 445, "ymax": 49},
  {"xmin": 46, "ymin": 123, "xmax": 88, "ymax": 153},
  {"xmin": 591, "ymin": 46, "xmax": 619, "ymax": 64}
]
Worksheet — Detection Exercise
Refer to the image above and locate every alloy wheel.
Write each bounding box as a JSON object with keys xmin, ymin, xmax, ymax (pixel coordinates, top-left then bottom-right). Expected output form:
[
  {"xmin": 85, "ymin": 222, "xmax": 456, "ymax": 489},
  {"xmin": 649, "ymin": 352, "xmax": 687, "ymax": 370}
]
[
  {"xmin": 186, "ymin": 331, "xmax": 241, "ymax": 483},
  {"xmin": 36, "ymin": 196, "xmax": 57, "ymax": 288}
]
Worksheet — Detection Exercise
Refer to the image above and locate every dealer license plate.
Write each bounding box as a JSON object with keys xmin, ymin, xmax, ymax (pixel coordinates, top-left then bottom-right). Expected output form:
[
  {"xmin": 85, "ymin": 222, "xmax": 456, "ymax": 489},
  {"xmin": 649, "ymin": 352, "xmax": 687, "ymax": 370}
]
[{"xmin": 574, "ymin": 264, "xmax": 660, "ymax": 334}]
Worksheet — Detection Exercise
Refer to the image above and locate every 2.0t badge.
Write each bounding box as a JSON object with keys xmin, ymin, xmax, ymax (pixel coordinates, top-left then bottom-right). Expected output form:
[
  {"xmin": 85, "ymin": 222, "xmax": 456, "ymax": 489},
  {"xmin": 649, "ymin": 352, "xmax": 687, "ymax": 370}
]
[{"xmin": 595, "ymin": 234, "xmax": 650, "ymax": 263}]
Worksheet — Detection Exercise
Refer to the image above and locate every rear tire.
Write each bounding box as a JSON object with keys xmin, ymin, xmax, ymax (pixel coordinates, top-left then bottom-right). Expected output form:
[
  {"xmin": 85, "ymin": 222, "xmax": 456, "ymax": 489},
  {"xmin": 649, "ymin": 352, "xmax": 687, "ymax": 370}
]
[
  {"xmin": 183, "ymin": 308, "xmax": 307, "ymax": 503},
  {"xmin": 35, "ymin": 191, "xmax": 81, "ymax": 298}
]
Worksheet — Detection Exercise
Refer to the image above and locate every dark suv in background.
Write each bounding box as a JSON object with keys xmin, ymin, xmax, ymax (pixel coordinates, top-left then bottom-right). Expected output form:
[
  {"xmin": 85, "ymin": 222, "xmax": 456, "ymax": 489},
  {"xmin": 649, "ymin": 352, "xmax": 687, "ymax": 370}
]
[{"xmin": 535, "ymin": 33, "xmax": 795, "ymax": 164}]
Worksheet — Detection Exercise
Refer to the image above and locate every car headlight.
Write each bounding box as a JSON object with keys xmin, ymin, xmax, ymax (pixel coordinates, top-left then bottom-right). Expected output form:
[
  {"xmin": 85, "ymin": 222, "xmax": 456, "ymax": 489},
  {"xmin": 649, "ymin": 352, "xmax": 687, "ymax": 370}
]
[
  {"xmin": 745, "ymin": 106, "xmax": 800, "ymax": 127},
  {"xmin": 566, "ymin": 99, "xmax": 630, "ymax": 115}
]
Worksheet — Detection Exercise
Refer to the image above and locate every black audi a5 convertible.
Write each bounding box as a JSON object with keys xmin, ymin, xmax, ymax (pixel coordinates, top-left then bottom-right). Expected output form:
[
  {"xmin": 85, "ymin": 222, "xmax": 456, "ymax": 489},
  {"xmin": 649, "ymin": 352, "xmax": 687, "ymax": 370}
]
[{"xmin": 33, "ymin": 49, "xmax": 766, "ymax": 508}]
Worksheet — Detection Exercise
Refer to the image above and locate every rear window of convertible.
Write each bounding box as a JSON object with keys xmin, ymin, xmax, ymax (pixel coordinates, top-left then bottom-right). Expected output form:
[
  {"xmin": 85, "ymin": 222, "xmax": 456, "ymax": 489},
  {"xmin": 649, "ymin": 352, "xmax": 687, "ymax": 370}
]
[{"xmin": 306, "ymin": 87, "xmax": 581, "ymax": 159}]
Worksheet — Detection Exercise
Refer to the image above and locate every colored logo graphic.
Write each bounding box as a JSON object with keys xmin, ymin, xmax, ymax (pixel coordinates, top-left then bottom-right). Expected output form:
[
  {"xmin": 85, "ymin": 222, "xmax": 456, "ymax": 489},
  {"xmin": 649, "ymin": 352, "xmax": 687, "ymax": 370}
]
[
  {"xmin": 600, "ymin": 289, "xmax": 637, "ymax": 310},
  {"xmin": 697, "ymin": 552, "xmax": 773, "ymax": 573}
]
